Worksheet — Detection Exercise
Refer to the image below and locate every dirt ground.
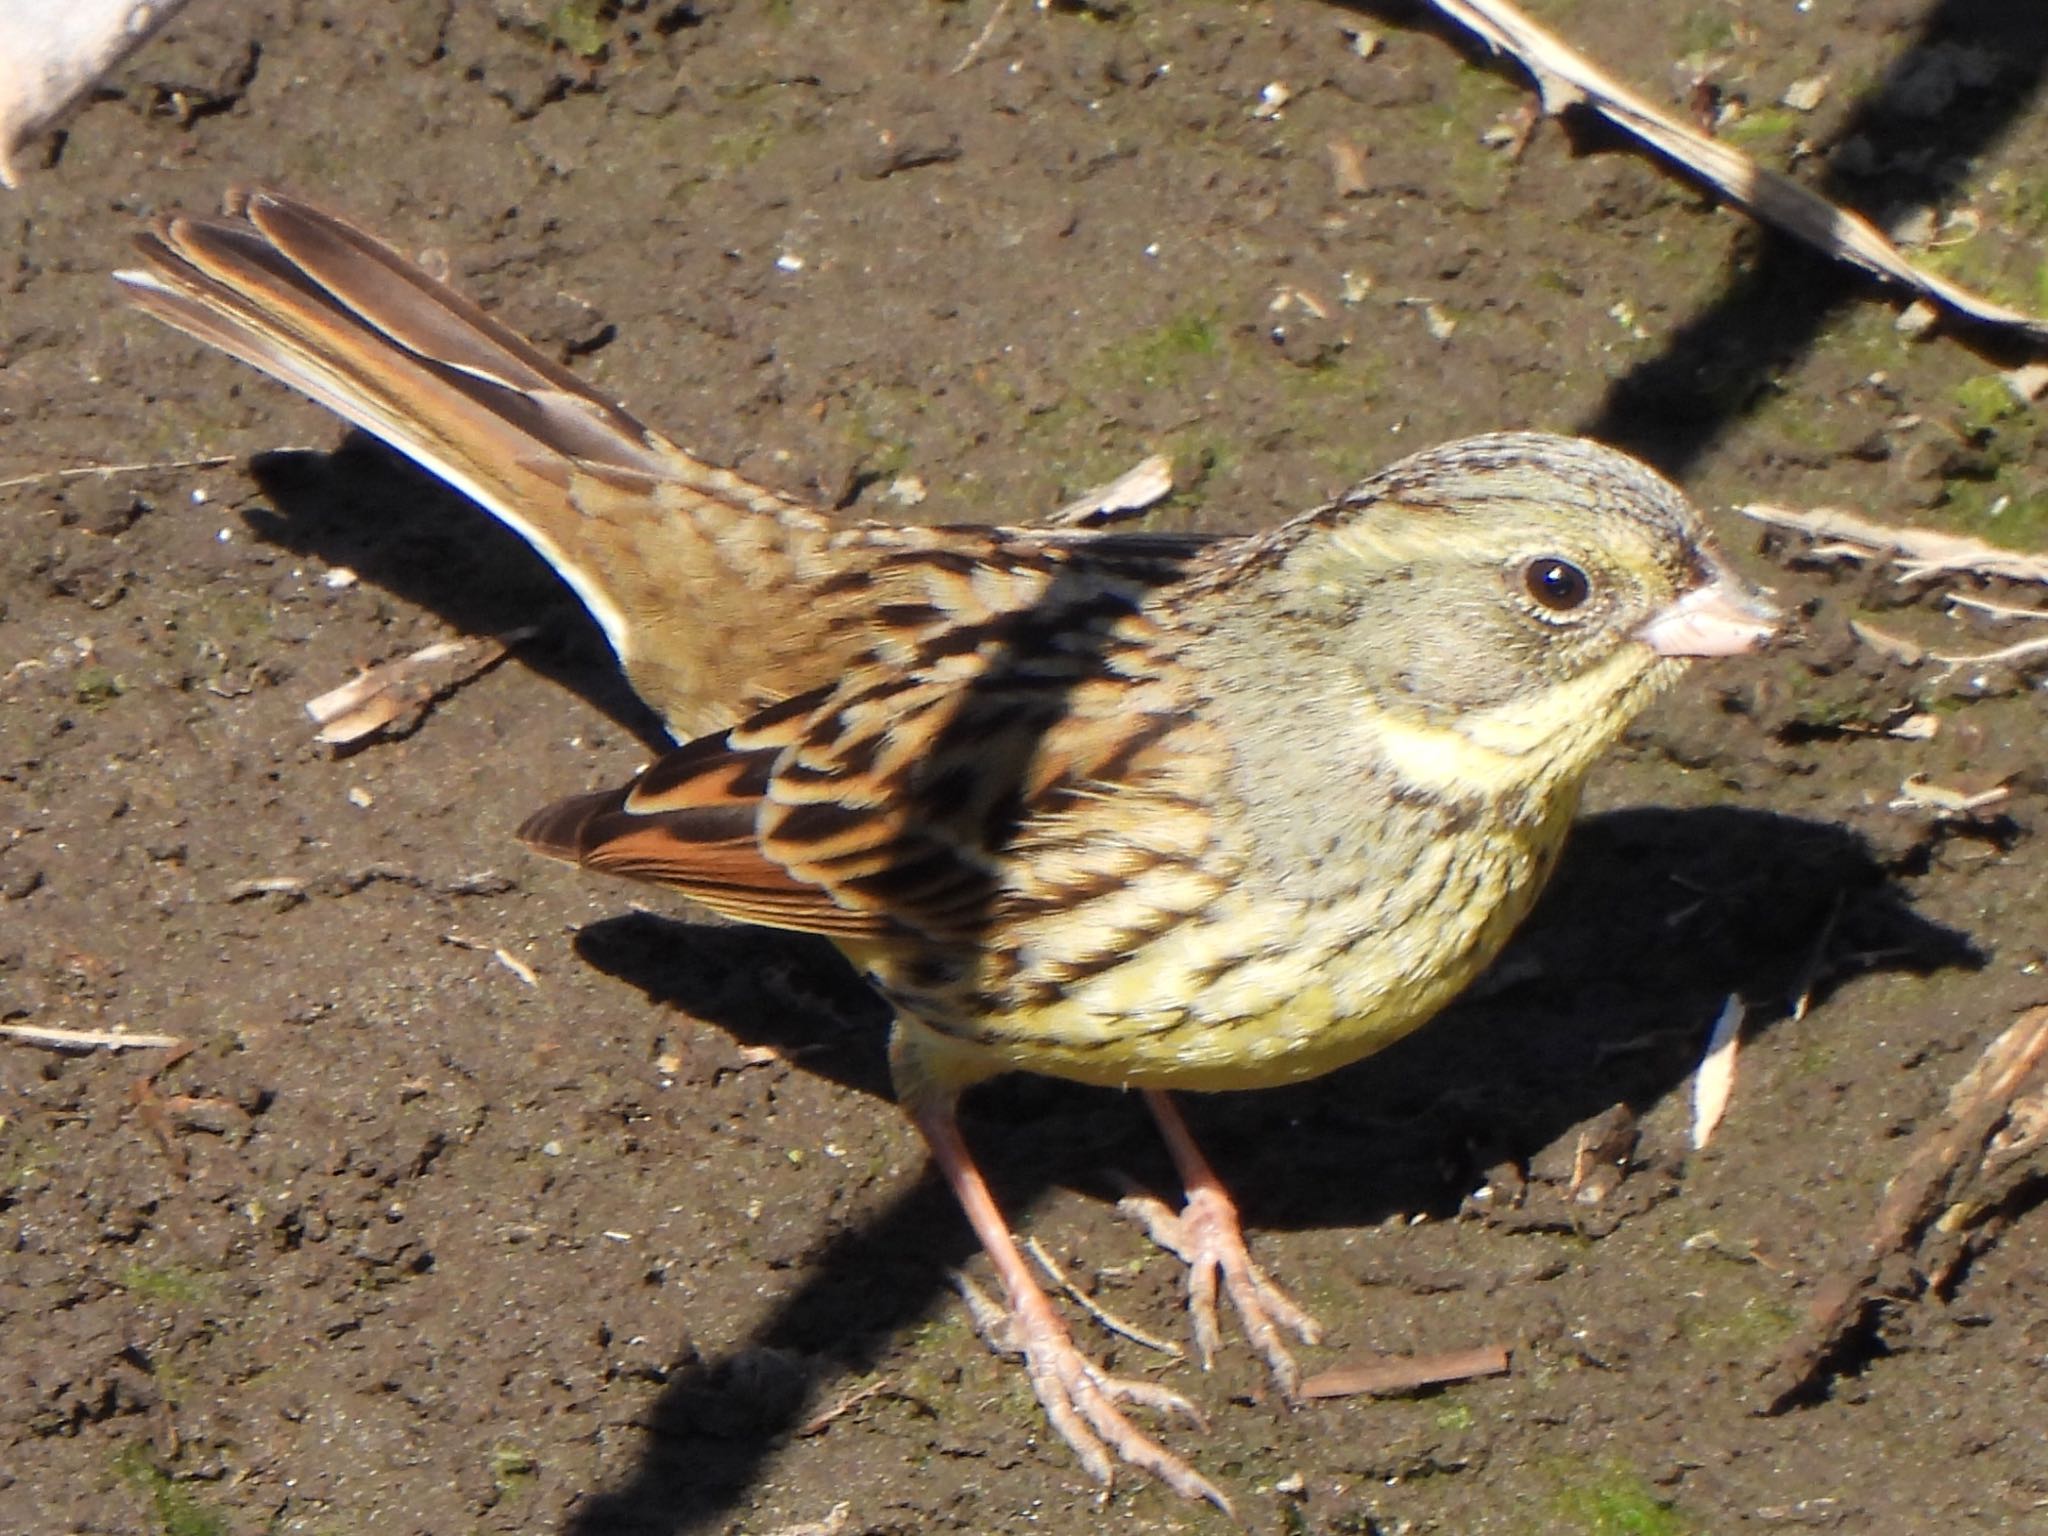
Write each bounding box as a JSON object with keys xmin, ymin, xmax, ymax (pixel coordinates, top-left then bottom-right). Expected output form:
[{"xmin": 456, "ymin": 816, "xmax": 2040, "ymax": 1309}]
[{"xmin": 3, "ymin": 1, "xmax": 2046, "ymax": 1532}]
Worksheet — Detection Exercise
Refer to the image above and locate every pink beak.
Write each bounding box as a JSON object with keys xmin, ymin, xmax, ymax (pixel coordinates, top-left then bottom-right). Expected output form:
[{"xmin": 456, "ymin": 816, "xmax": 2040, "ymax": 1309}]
[{"xmin": 1636, "ymin": 573, "xmax": 1781, "ymax": 659}]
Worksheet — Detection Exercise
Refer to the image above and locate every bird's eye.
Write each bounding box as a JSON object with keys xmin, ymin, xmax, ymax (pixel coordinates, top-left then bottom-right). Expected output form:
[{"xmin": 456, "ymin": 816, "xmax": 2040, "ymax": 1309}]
[{"xmin": 1523, "ymin": 557, "xmax": 1592, "ymax": 613}]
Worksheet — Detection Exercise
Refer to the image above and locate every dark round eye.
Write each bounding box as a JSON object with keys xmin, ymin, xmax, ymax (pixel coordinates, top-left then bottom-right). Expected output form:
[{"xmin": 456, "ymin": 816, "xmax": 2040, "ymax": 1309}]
[{"xmin": 1523, "ymin": 557, "xmax": 1592, "ymax": 612}]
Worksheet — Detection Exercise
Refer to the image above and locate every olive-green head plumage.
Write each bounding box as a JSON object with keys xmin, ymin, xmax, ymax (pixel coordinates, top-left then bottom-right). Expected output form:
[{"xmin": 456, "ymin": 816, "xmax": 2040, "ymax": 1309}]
[{"xmin": 1198, "ymin": 432, "xmax": 1775, "ymax": 798}]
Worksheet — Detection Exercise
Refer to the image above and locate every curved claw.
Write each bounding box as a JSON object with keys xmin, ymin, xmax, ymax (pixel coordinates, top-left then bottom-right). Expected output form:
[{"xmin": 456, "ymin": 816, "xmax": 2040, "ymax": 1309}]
[
  {"xmin": 1121, "ymin": 1185, "xmax": 1324, "ymax": 1395},
  {"xmin": 954, "ymin": 1270, "xmax": 1228, "ymax": 1509},
  {"xmin": 1130, "ymin": 1091, "xmax": 1326, "ymax": 1398},
  {"xmin": 1018, "ymin": 1294, "xmax": 1232, "ymax": 1511}
]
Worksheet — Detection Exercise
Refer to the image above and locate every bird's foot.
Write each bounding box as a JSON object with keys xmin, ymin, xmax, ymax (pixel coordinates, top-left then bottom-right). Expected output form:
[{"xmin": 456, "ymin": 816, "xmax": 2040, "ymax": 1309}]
[
  {"xmin": 953, "ymin": 1271, "xmax": 1232, "ymax": 1512},
  {"xmin": 1119, "ymin": 1182, "xmax": 1323, "ymax": 1396}
]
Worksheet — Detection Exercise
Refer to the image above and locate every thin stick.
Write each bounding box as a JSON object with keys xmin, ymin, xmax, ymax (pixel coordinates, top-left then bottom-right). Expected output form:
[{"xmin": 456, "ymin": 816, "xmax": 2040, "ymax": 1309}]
[
  {"xmin": 1737, "ymin": 503, "xmax": 2048, "ymax": 585},
  {"xmin": 1947, "ymin": 595, "xmax": 2048, "ymax": 622},
  {"xmin": 1024, "ymin": 1235, "xmax": 1185, "ymax": 1358},
  {"xmin": 1790, "ymin": 893, "xmax": 1844, "ymax": 1024},
  {"xmin": 795, "ymin": 1379, "xmax": 892, "ymax": 1437},
  {"xmin": 0, "ymin": 1023, "xmax": 186, "ymax": 1051},
  {"xmin": 1927, "ymin": 635, "xmax": 2048, "ymax": 669},
  {"xmin": 0, "ymin": 454, "xmax": 233, "ymax": 491},
  {"xmin": 1760, "ymin": 1006, "xmax": 2048, "ymax": 1411},
  {"xmin": 948, "ymin": 0, "xmax": 1010, "ymax": 76},
  {"xmin": 1299, "ymin": 1344, "xmax": 1510, "ymax": 1400}
]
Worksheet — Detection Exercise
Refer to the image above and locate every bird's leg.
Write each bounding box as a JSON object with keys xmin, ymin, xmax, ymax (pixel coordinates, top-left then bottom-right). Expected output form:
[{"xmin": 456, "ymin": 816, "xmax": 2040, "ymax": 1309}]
[
  {"xmin": 1120, "ymin": 1090, "xmax": 1323, "ymax": 1396},
  {"xmin": 909, "ymin": 1092, "xmax": 1232, "ymax": 1511}
]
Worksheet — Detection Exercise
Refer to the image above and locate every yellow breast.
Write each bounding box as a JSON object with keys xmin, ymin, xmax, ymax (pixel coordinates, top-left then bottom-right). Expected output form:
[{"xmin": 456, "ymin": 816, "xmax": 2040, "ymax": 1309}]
[{"xmin": 873, "ymin": 788, "xmax": 1574, "ymax": 1097}]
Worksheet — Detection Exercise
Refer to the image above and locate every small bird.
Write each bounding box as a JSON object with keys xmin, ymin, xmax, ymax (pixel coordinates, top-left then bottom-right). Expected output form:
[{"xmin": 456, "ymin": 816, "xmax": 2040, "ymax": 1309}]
[{"xmin": 119, "ymin": 188, "xmax": 1778, "ymax": 1509}]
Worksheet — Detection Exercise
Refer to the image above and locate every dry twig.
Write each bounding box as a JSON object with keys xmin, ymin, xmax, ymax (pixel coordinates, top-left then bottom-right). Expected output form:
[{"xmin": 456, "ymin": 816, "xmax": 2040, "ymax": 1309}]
[
  {"xmin": 0, "ymin": 1023, "xmax": 185, "ymax": 1052},
  {"xmin": 795, "ymin": 1379, "xmax": 893, "ymax": 1438},
  {"xmin": 0, "ymin": 454, "xmax": 232, "ymax": 492},
  {"xmin": 948, "ymin": 0, "xmax": 1010, "ymax": 76},
  {"xmin": 1026, "ymin": 1235, "xmax": 1184, "ymax": 1357},
  {"xmin": 1737, "ymin": 504, "xmax": 2048, "ymax": 586},
  {"xmin": 1946, "ymin": 594, "xmax": 2048, "ymax": 623},
  {"xmin": 1759, "ymin": 1005, "xmax": 2048, "ymax": 1411},
  {"xmin": 1299, "ymin": 1344, "xmax": 1510, "ymax": 1400}
]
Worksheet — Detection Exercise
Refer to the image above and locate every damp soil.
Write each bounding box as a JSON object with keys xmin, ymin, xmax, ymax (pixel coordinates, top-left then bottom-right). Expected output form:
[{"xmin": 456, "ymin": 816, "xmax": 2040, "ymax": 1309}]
[{"xmin": 3, "ymin": 2, "xmax": 2046, "ymax": 1533}]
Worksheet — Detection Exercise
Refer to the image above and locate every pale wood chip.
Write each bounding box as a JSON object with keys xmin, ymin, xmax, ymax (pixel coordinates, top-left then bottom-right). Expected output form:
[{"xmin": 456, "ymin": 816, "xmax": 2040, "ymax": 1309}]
[
  {"xmin": 1887, "ymin": 774, "xmax": 2011, "ymax": 817},
  {"xmin": 224, "ymin": 876, "xmax": 309, "ymax": 903},
  {"xmin": 758, "ymin": 1503, "xmax": 852, "ymax": 1536},
  {"xmin": 1846, "ymin": 618, "xmax": 1925, "ymax": 666},
  {"xmin": 2003, "ymin": 362, "xmax": 2048, "ymax": 403},
  {"xmin": 1894, "ymin": 298, "xmax": 1941, "ymax": 337},
  {"xmin": 1691, "ymin": 995, "xmax": 1745, "ymax": 1150},
  {"xmin": 1780, "ymin": 75, "xmax": 1829, "ymax": 113},
  {"xmin": 1044, "ymin": 454, "xmax": 1175, "ymax": 528},
  {"xmin": 306, "ymin": 628, "xmax": 537, "ymax": 746},
  {"xmin": 1299, "ymin": 1344, "xmax": 1510, "ymax": 1400}
]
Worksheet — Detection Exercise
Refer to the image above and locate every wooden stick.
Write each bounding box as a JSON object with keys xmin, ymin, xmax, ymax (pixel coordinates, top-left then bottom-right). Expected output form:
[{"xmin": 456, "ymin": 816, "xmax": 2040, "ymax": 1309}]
[
  {"xmin": 1299, "ymin": 1344, "xmax": 1510, "ymax": 1400},
  {"xmin": 0, "ymin": 1022, "xmax": 185, "ymax": 1052}
]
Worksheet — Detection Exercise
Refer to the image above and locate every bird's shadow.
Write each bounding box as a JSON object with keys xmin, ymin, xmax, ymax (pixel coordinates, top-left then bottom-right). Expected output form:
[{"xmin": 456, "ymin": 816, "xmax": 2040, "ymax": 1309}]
[
  {"xmin": 571, "ymin": 802, "xmax": 1977, "ymax": 1227},
  {"xmin": 247, "ymin": 441, "xmax": 672, "ymax": 750},
  {"xmin": 557, "ymin": 801, "xmax": 1975, "ymax": 1531}
]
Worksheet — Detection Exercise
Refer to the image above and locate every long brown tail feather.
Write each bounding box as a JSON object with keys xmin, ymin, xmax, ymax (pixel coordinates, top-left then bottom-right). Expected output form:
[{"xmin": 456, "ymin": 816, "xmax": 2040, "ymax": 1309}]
[{"xmin": 115, "ymin": 187, "xmax": 871, "ymax": 736}]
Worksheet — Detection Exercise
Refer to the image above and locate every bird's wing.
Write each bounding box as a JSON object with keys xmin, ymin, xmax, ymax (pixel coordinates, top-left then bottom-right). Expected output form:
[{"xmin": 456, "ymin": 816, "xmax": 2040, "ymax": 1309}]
[{"xmin": 518, "ymin": 545, "xmax": 1237, "ymax": 950}]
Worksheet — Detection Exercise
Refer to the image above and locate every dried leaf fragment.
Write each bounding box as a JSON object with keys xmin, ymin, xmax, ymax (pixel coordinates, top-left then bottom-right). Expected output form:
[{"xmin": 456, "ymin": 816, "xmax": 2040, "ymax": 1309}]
[
  {"xmin": 1045, "ymin": 454, "xmax": 1175, "ymax": 528},
  {"xmin": 1888, "ymin": 775, "xmax": 2010, "ymax": 818},
  {"xmin": 306, "ymin": 629, "xmax": 536, "ymax": 746}
]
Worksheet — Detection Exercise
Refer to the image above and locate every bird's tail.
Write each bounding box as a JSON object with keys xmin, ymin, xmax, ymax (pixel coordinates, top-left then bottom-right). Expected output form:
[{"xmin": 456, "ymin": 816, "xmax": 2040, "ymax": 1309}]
[{"xmin": 118, "ymin": 186, "xmax": 839, "ymax": 736}]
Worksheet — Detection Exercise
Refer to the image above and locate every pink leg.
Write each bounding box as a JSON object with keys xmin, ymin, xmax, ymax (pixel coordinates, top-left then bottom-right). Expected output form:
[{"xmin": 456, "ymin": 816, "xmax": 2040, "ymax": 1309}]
[
  {"xmin": 1124, "ymin": 1090, "xmax": 1323, "ymax": 1396},
  {"xmin": 912, "ymin": 1094, "xmax": 1231, "ymax": 1511}
]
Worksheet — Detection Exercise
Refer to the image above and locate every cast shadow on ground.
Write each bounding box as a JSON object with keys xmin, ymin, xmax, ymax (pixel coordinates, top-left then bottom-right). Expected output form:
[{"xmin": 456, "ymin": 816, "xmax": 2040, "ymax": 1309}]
[{"xmin": 556, "ymin": 802, "xmax": 1975, "ymax": 1536}]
